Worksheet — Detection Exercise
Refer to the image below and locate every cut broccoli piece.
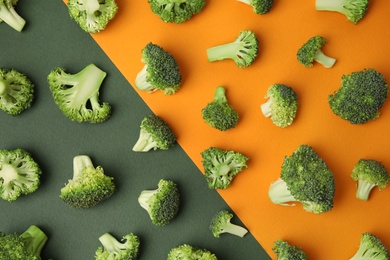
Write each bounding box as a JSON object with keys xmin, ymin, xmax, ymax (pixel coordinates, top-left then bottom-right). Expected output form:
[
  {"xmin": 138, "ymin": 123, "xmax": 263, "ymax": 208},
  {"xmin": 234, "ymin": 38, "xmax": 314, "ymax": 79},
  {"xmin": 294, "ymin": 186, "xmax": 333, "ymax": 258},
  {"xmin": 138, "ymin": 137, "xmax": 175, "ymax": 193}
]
[
  {"xmin": 209, "ymin": 210, "xmax": 248, "ymax": 238},
  {"xmin": 272, "ymin": 239, "xmax": 308, "ymax": 260},
  {"xmin": 260, "ymin": 84, "xmax": 298, "ymax": 128},
  {"xmin": 206, "ymin": 30, "xmax": 259, "ymax": 68},
  {"xmin": 0, "ymin": 0, "xmax": 26, "ymax": 32},
  {"xmin": 268, "ymin": 145, "xmax": 336, "ymax": 214},
  {"xmin": 59, "ymin": 155, "xmax": 115, "ymax": 209},
  {"xmin": 67, "ymin": 0, "xmax": 118, "ymax": 33},
  {"xmin": 201, "ymin": 147, "xmax": 249, "ymax": 190},
  {"xmin": 135, "ymin": 42, "xmax": 182, "ymax": 95},
  {"xmin": 297, "ymin": 36, "xmax": 336, "ymax": 68},
  {"xmin": 148, "ymin": 0, "xmax": 206, "ymax": 23},
  {"xmin": 138, "ymin": 179, "xmax": 180, "ymax": 226},
  {"xmin": 95, "ymin": 232, "xmax": 140, "ymax": 260},
  {"xmin": 0, "ymin": 148, "xmax": 41, "ymax": 202},
  {"xmin": 167, "ymin": 244, "xmax": 218, "ymax": 260},
  {"xmin": 201, "ymin": 86, "xmax": 239, "ymax": 131},
  {"xmin": 237, "ymin": 0, "xmax": 274, "ymax": 14},
  {"xmin": 47, "ymin": 63, "xmax": 111, "ymax": 123},
  {"xmin": 350, "ymin": 232, "xmax": 390, "ymax": 260},
  {"xmin": 0, "ymin": 225, "xmax": 48, "ymax": 259},
  {"xmin": 351, "ymin": 159, "xmax": 390, "ymax": 201},
  {"xmin": 328, "ymin": 68, "xmax": 388, "ymax": 124},
  {"xmin": 316, "ymin": 0, "xmax": 369, "ymax": 24}
]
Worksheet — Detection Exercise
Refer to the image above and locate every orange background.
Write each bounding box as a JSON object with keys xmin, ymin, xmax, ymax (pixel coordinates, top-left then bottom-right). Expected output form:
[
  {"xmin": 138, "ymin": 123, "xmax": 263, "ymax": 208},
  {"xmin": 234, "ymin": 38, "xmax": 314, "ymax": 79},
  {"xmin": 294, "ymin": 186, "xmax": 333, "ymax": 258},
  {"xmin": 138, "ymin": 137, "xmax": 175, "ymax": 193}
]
[{"xmin": 67, "ymin": 0, "xmax": 390, "ymax": 258}]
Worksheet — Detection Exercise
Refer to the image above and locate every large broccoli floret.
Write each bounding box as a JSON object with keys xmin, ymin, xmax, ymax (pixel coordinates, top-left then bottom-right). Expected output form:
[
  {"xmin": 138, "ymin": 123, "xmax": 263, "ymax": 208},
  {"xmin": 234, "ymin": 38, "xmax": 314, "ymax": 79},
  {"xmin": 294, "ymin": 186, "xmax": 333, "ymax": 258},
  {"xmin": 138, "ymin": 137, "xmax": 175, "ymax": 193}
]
[
  {"xmin": 260, "ymin": 84, "xmax": 298, "ymax": 128},
  {"xmin": 316, "ymin": 0, "xmax": 369, "ymax": 24},
  {"xmin": 148, "ymin": 0, "xmax": 206, "ymax": 23},
  {"xmin": 206, "ymin": 30, "xmax": 259, "ymax": 68},
  {"xmin": 95, "ymin": 232, "xmax": 140, "ymax": 260},
  {"xmin": 328, "ymin": 68, "xmax": 388, "ymax": 124},
  {"xmin": 60, "ymin": 155, "xmax": 115, "ymax": 209},
  {"xmin": 47, "ymin": 63, "xmax": 111, "ymax": 123},
  {"xmin": 237, "ymin": 0, "xmax": 274, "ymax": 14},
  {"xmin": 201, "ymin": 147, "xmax": 249, "ymax": 190},
  {"xmin": 0, "ymin": 225, "xmax": 48, "ymax": 259},
  {"xmin": 0, "ymin": 0, "xmax": 26, "ymax": 32},
  {"xmin": 167, "ymin": 244, "xmax": 218, "ymax": 260},
  {"xmin": 209, "ymin": 210, "xmax": 248, "ymax": 238},
  {"xmin": 297, "ymin": 36, "xmax": 336, "ymax": 68},
  {"xmin": 201, "ymin": 86, "xmax": 239, "ymax": 131},
  {"xmin": 350, "ymin": 232, "xmax": 390, "ymax": 260},
  {"xmin": 350, "ymin": 159, "xmax": 390, "ymax": 201},
  {"xmin": 268, "ymin": 145, "xmax": 336, "ymax": 214},
  {"xmin": 67, "ymin": 0, "xmax": 118, "ymax": 33},
  {"xmin": 272, "ymin": 239, "xmax": 308, "ymax": 260},
  {"xmin": 135, "ymin": 42, "xmax": 182, "ymax": 95},
  {"xmin": 0, "ymin": 148, "xmax": 41, "ymax": 202}
]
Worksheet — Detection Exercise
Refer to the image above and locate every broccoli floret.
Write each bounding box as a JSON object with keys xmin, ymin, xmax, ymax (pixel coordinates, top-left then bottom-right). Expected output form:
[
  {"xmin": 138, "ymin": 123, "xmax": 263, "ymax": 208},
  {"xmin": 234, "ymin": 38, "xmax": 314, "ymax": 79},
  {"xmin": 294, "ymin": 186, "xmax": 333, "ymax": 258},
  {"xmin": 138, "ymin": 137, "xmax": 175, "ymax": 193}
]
[
  {"xmin": 148, "ymin": 0, "xmax": 206, "ymax": 23},
  {"xmin": 350, "ymin": 232, "xmax": 390, "ymax": 260},
  {"xmin": 0, "ymin": 0, "xmax": 26, "ymax": 32},
  {"xmin": 201, "ymin": 86, "xmax": 239, "ymax": 131},
  {"xmin": 209, "ymin": 210, "xmax": 248, "ymax": 238},
  {"xmin": 0, "ymin": 148, "xmax": 41, "ymax": 202},
  {"xmin": 67, "ymin": 0, "xmax": 118, "ymax": 33},
  {"xmin": 350, "ymin": 159, "xmax": 390, "ymax": 201},
  {"xmin": 297, "ymin": 36, "xmax": 336, "ymax": 68},
  {"xmin": 272, "ymin": 239, "xmax": 308, "ymax": 260},
  {"xmin": 268, "ymin": 145, "xmax": 336, "ymax": 214},
  {"xmin": 132, "ymin": 114, "xmax": 176, "ymax": 152},
  {"xmin": 47, "ymin": 63, "xmax": 111, "ymax": 123},
  {"xmin": 138, "ymin": 179, "xmax": 180, "ymax": 226},
  {"xmin": 167, "ymin": 244, "xmax": 218, "ymax": 260},
  {"xmin": 135, "ymin": 42, "xmax": 182, "ymax": 95},
  {"xmin": 206, "ymin": 30, "xmax": 259, "ymax": 68},
  {"xmin": 0, "ymin": 225, "xmax": 48, "ymax": 259},
  {"xmin": 260, "ymin": 84, "xmax": 298, "ymax": 128},
  {"xmin": 237, "ymin": 0, "xmax": 274, "ymax": 14},
  {"xmin": 95, "ymin": 232, "xmax": 140, "ymax": 260},
  {"xmin": 201, "ymin": 147, "xmax": 249, "ymax": 190},
  {"xmin": 60, "ymin": 155, "xmax": 115, "ymax": 209},
  {"xmin": 328, "ymin": 68, "xmax": 388, "ymax": 124},
  {"xmin": 316, "ymin": 0, "xmax": 369, "ymax": 24}
]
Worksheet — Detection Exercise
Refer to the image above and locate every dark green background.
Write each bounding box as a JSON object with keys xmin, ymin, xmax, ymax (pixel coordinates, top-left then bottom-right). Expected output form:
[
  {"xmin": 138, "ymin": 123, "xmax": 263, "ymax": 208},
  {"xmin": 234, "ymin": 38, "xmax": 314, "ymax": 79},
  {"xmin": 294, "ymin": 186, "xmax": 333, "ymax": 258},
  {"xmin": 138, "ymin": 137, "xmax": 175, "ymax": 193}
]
[{"xmin": 0, "ymin": 1, "xmax": 270, "ymax": 259}]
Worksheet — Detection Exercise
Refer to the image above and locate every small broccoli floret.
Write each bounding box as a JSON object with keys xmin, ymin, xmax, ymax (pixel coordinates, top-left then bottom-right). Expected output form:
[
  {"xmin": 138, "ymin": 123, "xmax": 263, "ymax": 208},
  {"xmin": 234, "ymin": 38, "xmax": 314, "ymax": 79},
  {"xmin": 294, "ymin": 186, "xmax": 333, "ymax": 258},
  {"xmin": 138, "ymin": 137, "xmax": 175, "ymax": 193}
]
[
  {"xmin": 272, "ymin": 239, "xmax": 308, "ymax": 260},
  {"xmin": 209, "ymin": 210, "xmax": 248, "ymax": 238},
  {"xmin": 201, "ymin": 86, "xmax": 239, "ymax": 131},
  {"xmin": 0, "ymin": 225, "xmax": 48, "ymax": 259},
  {"xmin": 350, "ymin": 159, "xmax": 389, "ymax": 201},
  {"xmin": 60, "ymin": 155, "xmax": 115, "ymax": 209},
  {"xmin": 268, "ymin": 145, "xmax": 336, "ymax": 214},
  {"xmin": 95, "ymin": 232, "xmax": 140, "ymax": 260},
  {"xmin": 201, "ymin": 147, "xmax": 249, "ymax": 190},
  {"xmin": 67, "ymin": 0, "xmax": 118, "ymax": 33},
  {"xmin": 167, "ymin": 244, "xmax": 218, "ymax": 260},
  {"xmin": 237, "ymin": 0, "xmax": 274, "ymax": 14},
  {"xmin": 260, "ymin": 84, "xmax": 298, "ymax": 128},
  {"xmin": 316, "ymin": 0, "xmax": 369, "ymax": 24},
  {"xmin": 47, "ymin": 63, "xmax": 111, "ymax": 123},
  {"xmin": 0, "ymin": 0, "xmax": 26, "ymax": 32},
  {"xmin": 148, "ymin": 0, "xmax": 206, "ymax": 23},
  {"xmin": 207, "ymin": 30, "xmax": 259, "ymax": 68},
  {"xmin": 328, "ymin": 68, "xmax": 388, "ymax": 124},
  {"xmin": 297, "ymin": 36, "xmax": 336, "ymax": 68},
  {"xmin": 350, "ymin": 233, "xmax": 390, "ymax": 260}
]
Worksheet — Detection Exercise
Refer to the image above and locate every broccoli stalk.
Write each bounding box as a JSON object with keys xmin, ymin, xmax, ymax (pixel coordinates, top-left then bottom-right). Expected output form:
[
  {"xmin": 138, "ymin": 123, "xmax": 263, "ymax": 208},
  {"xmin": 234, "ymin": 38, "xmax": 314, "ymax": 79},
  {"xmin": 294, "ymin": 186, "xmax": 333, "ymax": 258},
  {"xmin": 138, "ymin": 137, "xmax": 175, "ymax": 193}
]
[
  {"xmin": 237, "ymin": 0, "xmax": 274, "ymax": 15},
  {"xmin": 315, "ymin": 0, "xmax": 369, "ymax": 24},
  {"xmin": 95, "ymin": 232, "xmax": 140, "ymax": 260},
  {"xmin": 272, "ymin": 239, "xmax": 308, "ymax": 260},
  {"xmin": 350, "ymin": 233, "xmax": 390, "ymax": 260},
  {"xmin": 0, "ymin": 0, "xmax": 26, "ymax": 32},
  {"xmin": 267, "ymin": 178, "xmax": 299, "ymax": 206},
  {"xmin": 209, "ymin": 210, "xmax": 248, "ymax": 238}
]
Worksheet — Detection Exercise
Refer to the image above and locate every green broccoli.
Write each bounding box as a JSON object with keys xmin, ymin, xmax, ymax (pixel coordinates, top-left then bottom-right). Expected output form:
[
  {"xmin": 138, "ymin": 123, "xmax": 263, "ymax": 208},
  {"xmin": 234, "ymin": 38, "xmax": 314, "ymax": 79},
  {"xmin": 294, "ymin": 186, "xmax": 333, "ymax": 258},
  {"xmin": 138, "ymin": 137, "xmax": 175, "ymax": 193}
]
[
  {"xmin": 206, "ymin": 30, "xmax": 259, "ymax": 68},
  {"xmin": 260, "ymin": 84, "xmax": 298, "ymax": 128},
  {"xmin": 209, "ymin": 210, "xmax": 248, "ymax": 238},
  {"xmin": 268, "ymin": 145, "xmax": 336, "ymax": 214},
  {"xmin": 350, "ymin": 159, "xmax": 390, "ymax": 201},
  {"xmin": 201, "ymin": 86, "xmax": 239, "ymax": 131},
  {"xmin": 148, "ymin": 0, "xmax": 206, "ymax": 23},
  {"xmin": 60, "ymin": 155, "xmax": 115, "ymax": 209},
  {"xmin": 201, "ymin": 147, "xmax": 249, "ymax": 190},
  {"xmin": 0, "ymin": 225, "xmax": 48, "ymax": 259},
  {"xmin": 0, "ymin": 148, "xmax": 41, "ymax": 202},
  {"xmin": 237, "ymin": 0, "xmax": 274, "ymax": 15},
  {"xmin": 132, "ymin": 114, "xmax": 177, "ymax": 152},
  {"xmin": 138, "ymin": 179, "xmax": 180, "ymax": 226},
  {"xmin": 297, "ymin": 36, "xmax": 336, "ymax": 68},
  {"xmin": 167, "ymin": 244, "xmax": 218, "ymax": 260},
  {"xmin": 350, "ymin": 232, "xmax": 390, "ymax": 260},
  {"xmin": 328, "ymin": 68, "xmax": 388, "ymax": 124},
  {"xmin": 95, "ymin": 232, "xmax": 140, "ymax": 260},
  {"xmin": 0, "ymin": 0, "xmax": 26, "ymax": 32},
  {"xmin": 272, "ymin": 239, "xmax": 308, "ymax": 260},
  {"xmin": 316, "ymin": 0, "xmax": 369, "ymax": 24},
  {"xmin": 47, "ymin": 63, "xmax": 111, "ymax": 123},
  {"xmin": 135, "ymin": 42, "xmax": 182, "ymax": 95},
  {"xmin": 67, "ymin": 0, "xmax": 118, "ymax": 33}
]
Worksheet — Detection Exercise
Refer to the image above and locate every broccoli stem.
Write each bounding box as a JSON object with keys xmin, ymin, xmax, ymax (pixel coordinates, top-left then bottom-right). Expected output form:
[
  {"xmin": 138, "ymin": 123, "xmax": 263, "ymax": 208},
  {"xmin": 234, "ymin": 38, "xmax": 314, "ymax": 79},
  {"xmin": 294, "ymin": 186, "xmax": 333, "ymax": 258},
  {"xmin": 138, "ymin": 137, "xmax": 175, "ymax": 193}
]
[
  {"xmin": 355, "ymin": 179, "xmax": 376, "ymax": 201},
  {"xmin": 268, "ymin": 178, "xmax": 298, "ymax": 206},
  {"xmin": 260, "ymin": 99, "xmax": 272, "ymax": 117},
  {"xmin": 138, "ymin": 189, "xmax": 156, "ymax": 211},
  {"xmin": 315, "ymin": 50, "xmax": 336, "ymax": 68},
  {"xmin": 207, "ymin": 42, "xmax": 242, "ymax": 62},
  {"xmin": 135, "ymin": 65, "xmax": 156, "ymax": 93},
  {"xmin": 72, "ymin": 155, "xmax": 94, "ymax": 179},
  {"xmin": 214, "ymin": 86, "xmax": 228, "ymax": 104},
  {"xmin": 132, "ymin": 129, "xmax": 158, "ymax": 152},
  {"xmin": 98, "ymin": 233, "xmax": 123, "ymax": 252},
  {"xmin": 84, "ymin": 0, "xmax": 101, "ymax": 15},
  {"xmin": 20, "ymin": 225, "xmax": 48, "ymax": 257},
  {"xmin": 223, "ymin": 223, "xmax": 248, "ymax": 238},
  {"xmin": 0, "ymin": 4, "xmax": 26, "ymax": 32},
  {"xmin": 315, "ymin": 0, "xmax": 346, "ymax": 13}
]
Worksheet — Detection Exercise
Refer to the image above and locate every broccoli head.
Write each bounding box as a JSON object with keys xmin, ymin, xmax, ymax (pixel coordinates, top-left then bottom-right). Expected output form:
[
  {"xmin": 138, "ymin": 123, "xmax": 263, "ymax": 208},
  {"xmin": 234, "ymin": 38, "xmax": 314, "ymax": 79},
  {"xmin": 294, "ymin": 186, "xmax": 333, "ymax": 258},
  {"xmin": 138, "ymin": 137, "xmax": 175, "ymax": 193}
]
[
  {"xmin": 350, "ymin": 232, "xmax": 390, "ymax": 260},
  {"xmin": 316, "ymin": 0, "xmax": 369, "ymax": 24},
  {"xmin": 60, "ymin": 155, "xmax": 115, "ymax": 209},
  {"xmin": 167, "ymin": 244, "xmax": 218, "ymax": 260},
  {"xmin": 135, "ymin": 42, "xmax": 182, "ymax": 95},
  {"xmin": 201, "ymin": 86, "xmax": 239, "ymax": 131},
  {"xmin": 268, "ymin": 145, "xmax": 336, "ymax": 214},
  {"xmin": 237, "ymin": 0, "xmax": 274, "ymax": 15},
  {"xmin": 0, "ymin": 0, "xmax": 26, "ymax": 32},
  {"xmin": 201, "ymin": 147, "xmax": 249, "ymax": 190},
  {"xmin": 328, "ymin": 68, "xmax": 388, "ymax": 124},
  {"xmin": 47, "ymin": 63, "xmax": 111, "ymax": 123},
  {"xmin": 148, "ymin": 0, "xmax": 206, "ymax": 23},
  {"xmin": 209, "ymin": 210, "xmax": 248, "ymax": 238},
  {"xmin": 207, "ymin": 30, "xmax": 259, "ymax": 68},
  {"xmin": 272, "ymin": 239, "xmax": 308, "ymax": 260},
  {"xmin": 95, "ymin": 232, "xmax": 140, "ymax": 260},
  {"xmin": 297, "ymin": 36, "xmax": 336, "ymax": 68},
  {"xmin": 260, "ymin": 84, "xmax": 298, "ymax": 128},
  {"xmin": 67, "ymin": 0, "xmax": 118, "ymax": 33}
]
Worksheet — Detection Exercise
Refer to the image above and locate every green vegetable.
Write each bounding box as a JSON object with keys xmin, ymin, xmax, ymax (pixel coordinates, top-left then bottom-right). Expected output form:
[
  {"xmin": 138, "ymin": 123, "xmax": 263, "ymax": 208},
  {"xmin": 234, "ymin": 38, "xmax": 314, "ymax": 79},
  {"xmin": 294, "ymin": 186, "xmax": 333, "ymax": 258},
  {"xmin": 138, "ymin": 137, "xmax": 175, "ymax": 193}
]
[
  {"xmin": 148, "ymin": 0, "xmax": 206, "ymax": 23},
  {"xmin": 209, "ymin": 210, "xmax": 248, "ymax": 238},
  {"xmin": 237, "ymin": 0, "xmax": 274, "ymax": 15},
  {"xmin": 95, "ymin": 232, "xmax": 140, "ymax": 260},
  {"xmin": 297, "ymin": 36, "xmax": 336, "ymax": 68},
  {"xmin": 316, "ymin": 0, "xmax": 369, "ymax": 24},
  {"xmin": 272, "ymin": 239, "xmax": 308, "ymax": 260},
  {"xmin": 167, "ymin": 244, "xmax": 218, "ymax": 260},
  {"xmin": 0, "ymin": 0, "xmax": 26, "ymax": 32},
  {"xmin": 350, "ymin": 232, "xmax": 390, "ymax": 260}
]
